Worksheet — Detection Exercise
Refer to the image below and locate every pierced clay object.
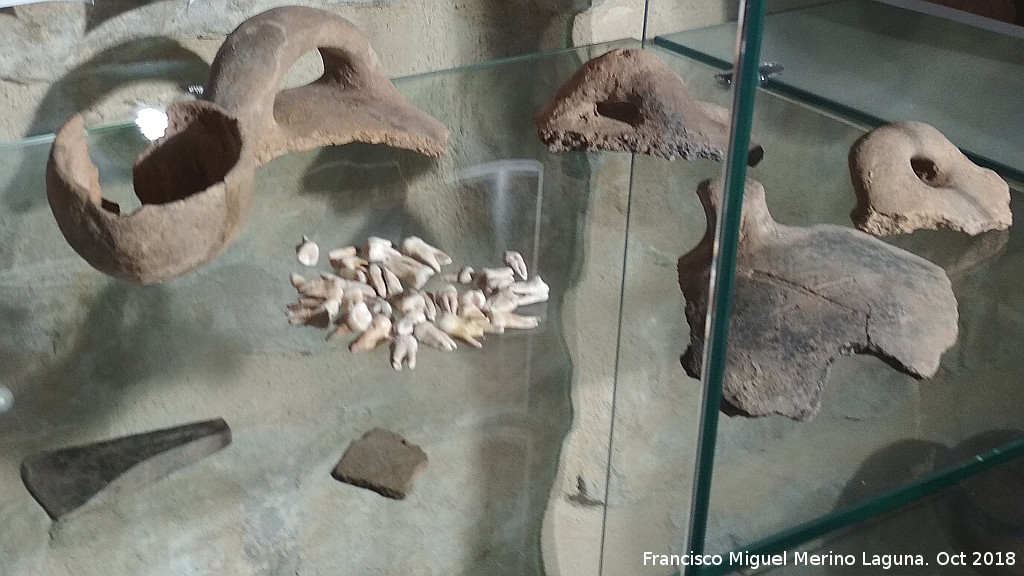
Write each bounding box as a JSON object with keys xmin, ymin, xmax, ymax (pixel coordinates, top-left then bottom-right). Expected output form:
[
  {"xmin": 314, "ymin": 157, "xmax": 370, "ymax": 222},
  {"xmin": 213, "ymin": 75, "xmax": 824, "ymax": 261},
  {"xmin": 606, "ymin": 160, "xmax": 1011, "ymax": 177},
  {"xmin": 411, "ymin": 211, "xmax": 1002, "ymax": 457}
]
[
  {"xmin": 206, "ymin": 6, "xmax": 449, "ymax": 165},
  {"xmin": 678, "ymin": 178, "xmax": 959, "ymax": 421},
  {"xmin": 535, "ymin": 48, "xmax": 763, "ymax": 166},
  {"xmin": 47, "ymin": 102, "xmax": 256, "ymax": 285},
  {"xmin": 849, "ymin": 121, "xmax": 1011, "ymax": 236},
  {"xmin": 46, "ymin": 6, "xmax": 449, "ymax": 285}
]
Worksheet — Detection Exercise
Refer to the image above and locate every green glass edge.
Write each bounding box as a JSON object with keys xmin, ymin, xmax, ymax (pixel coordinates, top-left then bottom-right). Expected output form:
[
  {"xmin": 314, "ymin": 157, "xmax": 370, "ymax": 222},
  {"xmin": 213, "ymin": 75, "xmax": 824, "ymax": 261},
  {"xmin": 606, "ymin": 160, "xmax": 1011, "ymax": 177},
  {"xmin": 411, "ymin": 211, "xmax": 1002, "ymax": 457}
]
[
  {"xmin": 683, "ymin": 0, "xmax": 767, "ymax": 573},
  {"xmin": 654, "ymin": 9, "xmax": 1024, "ymax": 574},
  {"xmin": 651, "ymin": 37, "xmax": 1024, "ymax": 185},
  {"xmin": 680, "ymin": 437, "xmax": 1024, "ymax": 576}
]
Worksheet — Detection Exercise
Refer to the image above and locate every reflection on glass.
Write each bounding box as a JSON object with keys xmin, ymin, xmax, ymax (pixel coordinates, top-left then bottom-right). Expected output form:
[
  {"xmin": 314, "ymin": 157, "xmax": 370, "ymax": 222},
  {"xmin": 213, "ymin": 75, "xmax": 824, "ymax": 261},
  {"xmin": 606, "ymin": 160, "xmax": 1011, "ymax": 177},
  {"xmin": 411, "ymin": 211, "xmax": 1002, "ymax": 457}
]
[{"xmin": 657, "ymin": 0, "xmax": 1024, "ymax": 174}]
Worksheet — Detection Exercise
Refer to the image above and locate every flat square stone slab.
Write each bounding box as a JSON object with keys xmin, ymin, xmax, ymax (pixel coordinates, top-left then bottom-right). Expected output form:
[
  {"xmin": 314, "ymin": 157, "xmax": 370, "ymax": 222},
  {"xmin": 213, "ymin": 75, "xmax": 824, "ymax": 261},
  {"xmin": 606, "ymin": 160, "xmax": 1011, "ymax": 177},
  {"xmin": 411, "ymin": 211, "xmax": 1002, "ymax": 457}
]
[{"xmin": 332, "ymin": 428, "xmax": 427, "ymax": 500}]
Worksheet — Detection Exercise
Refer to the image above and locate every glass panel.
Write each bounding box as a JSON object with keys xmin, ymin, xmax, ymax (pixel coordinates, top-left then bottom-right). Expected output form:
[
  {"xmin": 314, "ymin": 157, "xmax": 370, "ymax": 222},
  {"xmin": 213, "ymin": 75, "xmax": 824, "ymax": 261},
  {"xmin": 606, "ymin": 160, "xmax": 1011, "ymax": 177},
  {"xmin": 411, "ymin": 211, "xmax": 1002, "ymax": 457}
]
[
  {"xmin": 656, "ymin": 0, "xmax": 1024, "ymax": 174},
  {"xmin": 0, "ymin": 43, "xmax": 637, "ymax": 576},
  {"xmin": 598, "ymin": 46, "xmax": 733, "ymax": 575},
  {"xmin": 619, "ymin": 41, "xmax": 1024, "ymax": 571},
  {"xmin": 749, "ymin": 443, "xmax": 1024, "ymax": 576}
]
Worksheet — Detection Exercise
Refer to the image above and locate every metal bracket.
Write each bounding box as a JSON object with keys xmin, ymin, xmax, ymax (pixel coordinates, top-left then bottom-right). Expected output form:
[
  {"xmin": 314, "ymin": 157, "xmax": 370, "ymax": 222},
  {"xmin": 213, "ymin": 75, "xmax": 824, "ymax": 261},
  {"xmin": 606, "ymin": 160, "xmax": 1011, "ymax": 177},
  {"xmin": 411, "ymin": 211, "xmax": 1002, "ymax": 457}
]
[{"xmin": 715, "ymin": 62, "xmax": 784, "ymax": 88}]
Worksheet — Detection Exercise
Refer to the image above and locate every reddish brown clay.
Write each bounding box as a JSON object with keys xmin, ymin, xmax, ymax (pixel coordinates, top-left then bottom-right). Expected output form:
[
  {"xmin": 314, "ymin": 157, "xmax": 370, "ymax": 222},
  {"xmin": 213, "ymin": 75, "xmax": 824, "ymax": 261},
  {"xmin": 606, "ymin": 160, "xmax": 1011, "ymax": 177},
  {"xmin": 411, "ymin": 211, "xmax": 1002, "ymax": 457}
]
[
  {"xmin": 45, "ymin": 7, "xmax": 449, "ymax": 284},
  {"xmin": 535, "ymin": 48, "xmax": 762, "ymax": 165},
  {"xmin": 46, "ymin": 101, "xmax": 255, "ymax": 285},
  {"xmin": 206, "ymin": 6, "xmax": 449, "ymax": 165}
]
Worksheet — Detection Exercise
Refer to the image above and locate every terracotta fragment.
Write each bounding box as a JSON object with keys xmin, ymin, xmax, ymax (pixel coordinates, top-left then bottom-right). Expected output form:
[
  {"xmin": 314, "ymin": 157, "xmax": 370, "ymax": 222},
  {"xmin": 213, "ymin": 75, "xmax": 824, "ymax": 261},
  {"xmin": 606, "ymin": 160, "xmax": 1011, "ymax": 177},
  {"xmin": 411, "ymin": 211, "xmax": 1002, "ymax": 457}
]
[
  {"xmin": 46, "ymin": 101, "xmax": 256, "ymax": 285},
  {"xmin": 534, "ymin": 48, "xmax": 763, "ymax": 165},
  {"xmin": 849, "ymin": 121, "xmax": 1011, "ymax": 236},
  {"xmin": 206, "ymin": 6, "xmax": 449, "ymax": 165},
  {"xmin": 678, "ymin": 178, "xmax": 959, "ymax": 421},
  {"xmin": 332, "ymin": 428, "xmax": 428, "ymax": 500},
  {"xmin": 45, "ymin": 7, "xmax": 449, "ymax": 285}
]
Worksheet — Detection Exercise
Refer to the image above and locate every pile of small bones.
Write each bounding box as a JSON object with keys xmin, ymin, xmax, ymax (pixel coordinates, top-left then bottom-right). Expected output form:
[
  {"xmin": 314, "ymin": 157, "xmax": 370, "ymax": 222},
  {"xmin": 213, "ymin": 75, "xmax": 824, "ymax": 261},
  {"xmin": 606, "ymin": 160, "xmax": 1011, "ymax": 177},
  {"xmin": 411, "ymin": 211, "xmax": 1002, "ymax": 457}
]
[{"xmin": 286, "ymin": 236, "xmax": 550, "ymax": 370}]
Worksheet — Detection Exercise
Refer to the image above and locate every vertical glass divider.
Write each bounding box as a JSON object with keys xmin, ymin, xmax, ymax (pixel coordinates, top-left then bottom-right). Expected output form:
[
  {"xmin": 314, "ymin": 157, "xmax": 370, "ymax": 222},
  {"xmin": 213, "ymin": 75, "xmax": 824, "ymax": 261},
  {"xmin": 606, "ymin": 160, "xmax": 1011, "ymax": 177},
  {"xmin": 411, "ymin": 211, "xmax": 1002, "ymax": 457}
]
[{"xmin": 683, "ymin": 1, "xmax": 766, "ymax": 574}]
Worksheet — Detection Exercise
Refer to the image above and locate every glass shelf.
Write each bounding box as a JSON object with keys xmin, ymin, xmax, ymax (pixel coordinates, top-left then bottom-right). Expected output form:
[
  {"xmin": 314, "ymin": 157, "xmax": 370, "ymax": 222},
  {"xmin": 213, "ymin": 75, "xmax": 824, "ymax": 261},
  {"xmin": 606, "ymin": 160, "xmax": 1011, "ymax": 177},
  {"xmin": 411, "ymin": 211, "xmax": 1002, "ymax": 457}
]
[
  {"xmin": 0, "ymin": 41, "xmax": 639, "ymax": 576},
  {"xmin": 655, "ymin": 0, "xmax": 1024, "ymax": 178},
  {"xmin": 631, "ymin": 43, "xmax": 1024, "ymax": 574},
  {"xmin": 749, "ymin": 429, "xmax": 1024, "ymax": 575}
]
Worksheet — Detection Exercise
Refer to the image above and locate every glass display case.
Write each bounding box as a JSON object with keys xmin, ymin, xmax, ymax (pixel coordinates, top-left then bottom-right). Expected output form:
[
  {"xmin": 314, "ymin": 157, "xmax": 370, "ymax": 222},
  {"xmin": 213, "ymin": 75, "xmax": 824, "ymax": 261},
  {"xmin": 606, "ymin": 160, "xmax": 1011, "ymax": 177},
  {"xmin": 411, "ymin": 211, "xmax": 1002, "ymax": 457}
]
[
  {"xmin": 0, "ymin": 1, "xmax": 1022, "ymax": 575},
  {"xmin": 654, "ymin": 1, "xmax": 1024, "ymax": 574}
]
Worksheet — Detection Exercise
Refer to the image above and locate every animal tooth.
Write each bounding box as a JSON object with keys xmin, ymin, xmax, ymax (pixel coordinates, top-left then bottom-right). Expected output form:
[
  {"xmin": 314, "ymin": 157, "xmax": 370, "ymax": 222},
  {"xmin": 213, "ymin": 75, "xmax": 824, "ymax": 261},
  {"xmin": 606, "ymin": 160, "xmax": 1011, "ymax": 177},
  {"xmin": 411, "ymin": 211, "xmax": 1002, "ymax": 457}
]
[
  {"xmin": 328, "ymin": 247, "xmax": 368, "ymax": 280},
  {"xmin": 503, "ymin": 251, "xmax": 528, "ymax": 280},
  {"xmin": 459, "ymin": 289, "xmax": 486, "ymax": 311},
  {"xmin": 510, "ymin": 275, "xmax": 549, "ymax": 305},
  {"xmin": 433, "ymin": 284, "xmax": 459, "ymax": 315},
  {"xmin": 413, "ymin": 322, "xmax": 457, "ymax": 351},
  {"xmin": 364, "ymin": 236, "xmax": 402, "ymax": 263},
  {"xmin": 384, "ymin": 255, "xmax": 434, "ymax": 289},
  {"xmin": 381, "ymin": 265, "xmax": 404, "ymax": 297},
  {"xmin": 436, "ymin": 312, "xmax": 485, "ymax": 348},
  {"xmin": 397, "ymin": 292, "xmax": 427, "ymax": 315},
  {"xmin": 368, "ymin": 263, "xmax": 388, "ymax": 298},
  {"xmin": 287, "ymin": 299, "xmax": 337, "ymax": 328},
  {"xmin": 372, "ymin": 298, "xmax": 393, "ymax": 317},
  {"xmin": 346, "ymin": 301, "xmax": 373, "ymax": 332},
  {"xmin": 486, "ymin": 288, "xmax": 519, "ymax": 313},
  {"xmin": 349, "ymin": 314, "xmax": 392, "ymax": 352},
  {"xmin": 296, "ymin": 236, "xmax": 320, "ymax": 267},
  {"xmin": 422, "ymin": 292, "xmax": 437, "ymax": 321},
  {"xmin": 394, "ymin": 313, "xmax": 420, "ymax": 336},
  {"xmin": 401, "ymin": 236, "xmax": 452, "ymax": 272},
  {"xmin": 444, "ymin": 266, "xmax": 474, "ymax": 285},
  {"xmin": 477, "ymin": 267, "xmax": 515, "ymax": 292},
  {"xmin": 390, "ymin": 333, "xmax": 418, "ymax": 370},
  {"xmin": 327, "ymin": 246, "xmax": 357, "ymax": 260},
  {"xmin": 487, "ymin": 309, "xmax": 540, "ymax": 330}
]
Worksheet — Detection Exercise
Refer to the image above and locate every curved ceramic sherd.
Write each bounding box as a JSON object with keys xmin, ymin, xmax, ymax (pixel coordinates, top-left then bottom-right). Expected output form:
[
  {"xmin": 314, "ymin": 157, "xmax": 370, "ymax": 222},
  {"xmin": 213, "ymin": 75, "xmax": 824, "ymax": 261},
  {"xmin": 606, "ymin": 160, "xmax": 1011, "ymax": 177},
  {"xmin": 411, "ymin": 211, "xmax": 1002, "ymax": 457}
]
[
  {"xmin": 205, "ymin": 6, "xmax": 449, "ymax": 165},
  {"xmin": 678, "ymin": 178, "xmax": 959, "ymax": 421},
  {"xmin": 534, "ymin": 48, "xmax": 763, "ymax": 165},
  {"xmin": 849, "ymin": 121, "xmax": 1011, "ymax": 236},
  {"xmin": 47, "ymin": 100, "xmax": 255, "ymax": 285}
]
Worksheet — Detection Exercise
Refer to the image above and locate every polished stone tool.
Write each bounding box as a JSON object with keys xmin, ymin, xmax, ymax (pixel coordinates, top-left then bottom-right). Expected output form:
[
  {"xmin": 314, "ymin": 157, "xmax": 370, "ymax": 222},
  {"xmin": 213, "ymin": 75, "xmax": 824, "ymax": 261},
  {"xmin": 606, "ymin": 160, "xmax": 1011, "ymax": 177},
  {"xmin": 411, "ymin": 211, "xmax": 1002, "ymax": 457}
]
[{"xmin": 21, "ymin": 418, "xmax": 231, "ymax": 519}]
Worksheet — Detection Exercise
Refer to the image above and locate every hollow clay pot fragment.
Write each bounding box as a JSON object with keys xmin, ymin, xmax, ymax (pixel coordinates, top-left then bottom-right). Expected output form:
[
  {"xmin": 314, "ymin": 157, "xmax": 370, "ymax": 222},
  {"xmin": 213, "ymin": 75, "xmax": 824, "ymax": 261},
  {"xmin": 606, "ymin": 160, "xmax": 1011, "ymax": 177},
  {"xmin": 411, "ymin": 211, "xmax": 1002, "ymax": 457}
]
[
  {"xmin": 206, "ymin": 6, "xmax": 449, "ymax": 165},
  {"xmin": 534, "ymin": 48, "xmax": 763, "ymax": 166},
  {"xmin": 47, "ymin": 101, "xmax": 255, "ymax": 285},
  {"xmin": 45, "ymin": 6, "xmax": 449, "ymax": 284},
  {"xmin": 678, "ymin": 178, "xmax": 959, "ymax": 421},
  {"xmin": 849, "ymin": 121, "xmax": 1011, "ymax": 236}
]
